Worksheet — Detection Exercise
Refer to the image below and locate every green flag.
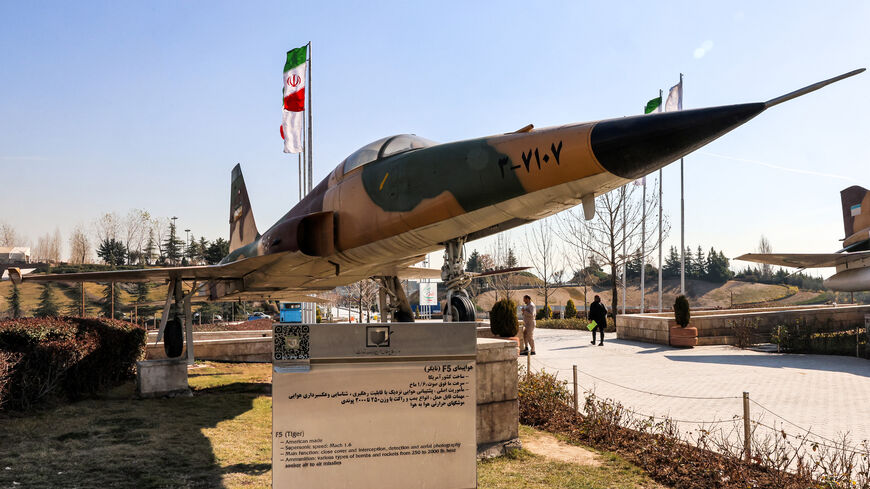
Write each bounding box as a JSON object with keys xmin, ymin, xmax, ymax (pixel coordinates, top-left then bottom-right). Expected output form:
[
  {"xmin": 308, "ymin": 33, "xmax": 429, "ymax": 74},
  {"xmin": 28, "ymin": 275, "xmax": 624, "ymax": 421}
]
[{"xmin": 644, "ymin": 96, "xmax": 662, "ymax": 114}]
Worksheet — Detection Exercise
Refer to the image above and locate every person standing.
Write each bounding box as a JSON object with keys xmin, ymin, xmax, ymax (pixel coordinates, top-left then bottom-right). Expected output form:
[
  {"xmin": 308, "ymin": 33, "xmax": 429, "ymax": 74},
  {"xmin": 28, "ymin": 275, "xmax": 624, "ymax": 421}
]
[
  {"xmin": 519, "ymin": 295, "xmax": 536, "ymax": 355},
  {"xmin": 588, "ymin": 295, "xmax": 607, "ymax": 346}
]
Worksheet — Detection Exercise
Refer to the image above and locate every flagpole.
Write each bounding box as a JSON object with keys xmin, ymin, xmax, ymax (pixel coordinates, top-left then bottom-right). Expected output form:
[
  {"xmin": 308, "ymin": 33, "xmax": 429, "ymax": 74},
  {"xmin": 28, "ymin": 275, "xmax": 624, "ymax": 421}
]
[
  {"xmin": 679, "ymin": 73, "xmax": 685, "ymax": 296},
  {"xmin": 658, "ymin": 168, "xmax": 663, "ymax": 312},
  {"xmin": 621, "ymin": 185, "xmax": 626, "ymax": 315},
  {"xmin": 641, "ymin": 176, "xmax": 646, "ymax": 313},
  {"xmin": 302, "ymin": 99, "xmax": 307, "ymax": 197},
  {"xmin": 307, "ymin": 41, "xmax": 313, "ymax": 195},
  {"xmin": 298, "ymin": 153, "xmax": 302, "ymax": 201}
]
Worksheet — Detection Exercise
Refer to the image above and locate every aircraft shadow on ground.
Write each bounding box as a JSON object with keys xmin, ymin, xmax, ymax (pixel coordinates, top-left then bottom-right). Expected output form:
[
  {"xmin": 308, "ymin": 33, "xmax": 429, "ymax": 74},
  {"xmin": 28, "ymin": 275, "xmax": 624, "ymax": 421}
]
[
  {"xmin": 99, "ymin": 381, "xmax": 266, "ymax": 489},
  {"xmin": 663, "ymin": 354, "xmax": 870, "ymax": 377}
]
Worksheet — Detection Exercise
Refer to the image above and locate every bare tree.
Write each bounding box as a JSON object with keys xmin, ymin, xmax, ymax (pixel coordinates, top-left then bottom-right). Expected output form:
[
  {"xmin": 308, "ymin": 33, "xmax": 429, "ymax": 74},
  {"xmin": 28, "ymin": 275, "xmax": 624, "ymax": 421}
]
[
  {"xmin": 124, "ymin": 209, "xmax": 151, "ymax": 264},
  {"xmin": 581, "ymin": 180, "xmax": 668, "ymax": 320},
  {"xmin": 94, "ymin": 212, "xmax": 122, "ymax": 243},
  {"xmin": 50, "ymin": 228, "xmax": 62, "ymax": 263},
  {"xmin": 152, "ymin": 217, "xmax": 169, "ymax": 261},
  {"xmin": 488, "ymin": 234, "xmax": 517, "ymax": 302},
  {"xmin": 0, "ymin": 222, "xmax": 18, "ymax": 247},
  {"xmin": 523, "ymin": 219, "xmax": 559, "ymax": 314},
  {"xmin": 342, "ymin": 279, "xmax": 379, "ymax": 322},
  {"xmin": 68, "ymin": 225, "xmax": 91, "ymax": 264},
  {"xmin": 557, "ymin": 208, "xmax": 593, "ymax": 313},
  {"xmin": 758, "ymin": 235, "xmax": 773, "ymax": 280}
]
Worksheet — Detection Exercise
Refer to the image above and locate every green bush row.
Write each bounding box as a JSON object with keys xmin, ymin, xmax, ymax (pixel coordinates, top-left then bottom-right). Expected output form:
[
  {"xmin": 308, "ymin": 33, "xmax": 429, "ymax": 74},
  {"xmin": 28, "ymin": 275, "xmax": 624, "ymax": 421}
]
[
  {"xmin": 0, "ymin": 317, "xmax": 146, "ymax": 411},
  {"xmin": 536, "ymin": 317, "xmax": 616, "ymax": 332}
]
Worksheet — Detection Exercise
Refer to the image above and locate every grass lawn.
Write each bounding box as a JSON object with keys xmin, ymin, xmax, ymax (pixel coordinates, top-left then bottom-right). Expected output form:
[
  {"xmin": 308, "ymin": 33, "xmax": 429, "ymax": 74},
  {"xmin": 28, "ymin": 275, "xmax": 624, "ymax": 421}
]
[{"xmin": 0, "ymin": 362, "xmax": 662, "ymax": 488}]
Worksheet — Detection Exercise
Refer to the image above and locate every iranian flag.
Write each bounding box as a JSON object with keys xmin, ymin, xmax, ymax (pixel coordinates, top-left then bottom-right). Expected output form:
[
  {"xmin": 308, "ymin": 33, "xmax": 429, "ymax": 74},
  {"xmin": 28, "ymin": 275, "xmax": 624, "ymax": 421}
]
[{"xmin": 281, "ymin": 45, "xmax": 307, "ymax": 153}]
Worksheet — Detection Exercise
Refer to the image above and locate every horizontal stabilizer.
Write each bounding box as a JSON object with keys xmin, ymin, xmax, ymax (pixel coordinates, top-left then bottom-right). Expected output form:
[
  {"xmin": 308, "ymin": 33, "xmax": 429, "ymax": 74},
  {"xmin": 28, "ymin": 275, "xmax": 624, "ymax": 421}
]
[{"xmin": 736, "ymin": 251, "xmax": 870, "ymax": 269}]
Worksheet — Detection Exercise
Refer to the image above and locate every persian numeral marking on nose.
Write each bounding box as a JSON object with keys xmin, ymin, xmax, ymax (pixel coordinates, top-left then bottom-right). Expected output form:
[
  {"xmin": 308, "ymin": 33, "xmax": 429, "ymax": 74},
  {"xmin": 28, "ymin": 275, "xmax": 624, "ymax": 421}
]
[{"xmin": 503, "ymin": 140, "xmax": 564, "ymax": 178}]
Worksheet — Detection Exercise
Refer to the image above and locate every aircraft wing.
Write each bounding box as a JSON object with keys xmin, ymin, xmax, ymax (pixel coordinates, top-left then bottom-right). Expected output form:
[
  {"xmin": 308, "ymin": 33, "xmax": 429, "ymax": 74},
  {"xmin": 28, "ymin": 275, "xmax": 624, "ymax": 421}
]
[
  {"xmin": 6, "ymin": 253, "xmax": 286, "ymax": 284},
  {"xmin": 396, "ymin": 266, "xmax": 530, "ymax": 280},
  {"xmin": 735, "ymin": 251, "xmax": 870, "ymax": 268},
  {"xmin": 133, "ymin": 292, "xmax": 331, "ymax": 306}
]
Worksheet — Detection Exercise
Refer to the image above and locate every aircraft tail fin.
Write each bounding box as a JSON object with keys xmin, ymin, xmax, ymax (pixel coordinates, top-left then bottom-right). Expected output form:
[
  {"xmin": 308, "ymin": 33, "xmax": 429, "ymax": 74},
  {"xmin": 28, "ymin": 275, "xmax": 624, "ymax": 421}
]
[
  {"xmin": 229, "ymin": 164, "xmax": 259, "ymax": 253},
  {"xmin": 840, "ymin": 185, "xmax": 870, "ymax": 249}
]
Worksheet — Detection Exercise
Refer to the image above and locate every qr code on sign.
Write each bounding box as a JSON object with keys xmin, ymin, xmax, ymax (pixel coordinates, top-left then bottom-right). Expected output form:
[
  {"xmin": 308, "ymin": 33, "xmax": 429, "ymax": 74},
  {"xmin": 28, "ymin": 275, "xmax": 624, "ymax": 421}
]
[{"xmin": 274, "ymin": 325, "xmax": 310, "ymax": 360}]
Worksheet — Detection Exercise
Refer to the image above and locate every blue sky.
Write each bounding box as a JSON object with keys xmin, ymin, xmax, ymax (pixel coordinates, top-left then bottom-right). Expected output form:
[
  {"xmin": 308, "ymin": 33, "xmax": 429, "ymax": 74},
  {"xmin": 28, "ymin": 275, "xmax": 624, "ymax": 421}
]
[{"xmin": 1, "ymin": 1, "xmax": 868, "ymax": 277}]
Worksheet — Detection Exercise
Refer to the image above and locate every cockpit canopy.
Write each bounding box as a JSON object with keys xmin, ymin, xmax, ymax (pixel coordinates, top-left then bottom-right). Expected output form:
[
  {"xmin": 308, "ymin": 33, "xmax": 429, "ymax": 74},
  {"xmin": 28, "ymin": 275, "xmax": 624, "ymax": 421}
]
[{"xmin": 342, "ymin": 134, "xmax": 438, "ymax": 174}]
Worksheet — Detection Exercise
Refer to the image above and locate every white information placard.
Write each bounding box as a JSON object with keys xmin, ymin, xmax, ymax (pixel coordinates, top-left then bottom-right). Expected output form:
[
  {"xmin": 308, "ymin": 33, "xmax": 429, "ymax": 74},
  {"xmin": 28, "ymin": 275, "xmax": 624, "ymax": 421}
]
[{"xmin": 272, "ymin": 323, "xmax": 477, "ymax": 489}]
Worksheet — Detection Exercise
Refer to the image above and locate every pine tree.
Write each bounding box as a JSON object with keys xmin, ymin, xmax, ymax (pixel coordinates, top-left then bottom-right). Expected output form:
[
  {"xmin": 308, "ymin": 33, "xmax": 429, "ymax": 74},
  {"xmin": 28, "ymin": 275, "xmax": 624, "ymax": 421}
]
[
  {"xmin": 684, "ymin": 247, "xmax": 694, "ymax": 280},
  {"xmin": 97, "ymin": 238, "xmax": 127, "ymax": 267},
  {"xmin": 664, "ymin": 246, "xmax": 680, "ymax": 278},
  {"xmin": 506, "ymin": 248, "xmax": 518, "ymax": 268},
  {"xmin": 197, "ymin": 237, "xmax": 209, "ymax": 264},
  {"xmin": 144, "ymin": 230, "xmax": 156, "ymax": 265},
  {"xmin": 204, "ymin": 238, "xmax": 230, "ymax": 264},
  {"xmin": 706, "ymin": 248, "xmax": 733, "ymax": 283},
  {"xmin": 163, "ymin": 221, "xmax": 183, "ymax": 266},
  {"xmin": 694, "ymin": 245, "xmax": 706, "ymax": 279},
  {"xmin": 465, "ymin": 250, "xmax": 481, "ymax": 273},
  {"xmin": 35, "ymin": 283, "xmax": 59, "ymax": 317},
  {"xmin": 8, "ymin": 283, "xmax": 21, "ymax": 318}
]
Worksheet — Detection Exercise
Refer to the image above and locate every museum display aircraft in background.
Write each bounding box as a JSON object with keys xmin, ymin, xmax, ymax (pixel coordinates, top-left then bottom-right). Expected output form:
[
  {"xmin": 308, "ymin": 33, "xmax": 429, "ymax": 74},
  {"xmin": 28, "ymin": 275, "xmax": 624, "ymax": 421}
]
[
  {"xmin": 737, "ymin": 185, "xmax": 870, "ymax": 291},
  {"xmin": 6, "ymin": 68, "xmax": 864, "ymax": 359}
]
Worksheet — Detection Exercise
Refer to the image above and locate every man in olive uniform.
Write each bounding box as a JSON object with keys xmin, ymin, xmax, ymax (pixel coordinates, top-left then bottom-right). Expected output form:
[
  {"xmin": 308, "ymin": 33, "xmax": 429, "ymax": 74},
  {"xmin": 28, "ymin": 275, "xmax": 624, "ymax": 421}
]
[{"xmin": 588, "ymin": 295, "xmax": 607, "ymax": 346}]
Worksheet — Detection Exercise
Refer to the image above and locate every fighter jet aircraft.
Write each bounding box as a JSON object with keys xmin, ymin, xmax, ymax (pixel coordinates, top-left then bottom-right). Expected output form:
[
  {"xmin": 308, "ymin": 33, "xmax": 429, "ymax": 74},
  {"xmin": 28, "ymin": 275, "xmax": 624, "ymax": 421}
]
[
  {"xmin": 737, "ymin": 185, "xmax": 870, "ymax": 291},
  {"xmin": 6, "ymin": 68, "xmax": 864, "ymax": 358}
]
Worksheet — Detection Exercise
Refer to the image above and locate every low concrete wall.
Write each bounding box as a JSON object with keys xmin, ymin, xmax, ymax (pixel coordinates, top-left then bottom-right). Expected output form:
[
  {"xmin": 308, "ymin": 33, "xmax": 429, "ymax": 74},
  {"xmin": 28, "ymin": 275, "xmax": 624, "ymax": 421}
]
[
  {"xmin": 147, "ymin": 337, "xmax": 272, "ymax": 362},
  {"xmin": 147, "ymin": 330, "xmax": 272, "ymax": 342},
  {"xmin": 146, "ymin": 329, "xmax": 520, "ymax": 455},
  {"xmin": 617, "ymin": 304, "xmax": 870, "ymax": 346}
]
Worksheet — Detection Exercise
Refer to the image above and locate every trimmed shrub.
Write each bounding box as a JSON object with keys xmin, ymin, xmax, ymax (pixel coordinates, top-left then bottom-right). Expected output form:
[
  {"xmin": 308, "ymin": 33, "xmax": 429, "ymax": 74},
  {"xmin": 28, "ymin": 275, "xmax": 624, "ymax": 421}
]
[
  {"xmin": 564, "ymin": 299, "xmax": 577, "ymax": 319},
  {"xmin": 535, "ymin": 305, "xmax": 552, "ymax": 320},
  {"xmin": 489, "ymin": 299, "xmax": 519, "ymax": 337},
  {"xmin": 673, "ymin": 295, "xmax": 690, "ymax": 327},
  {"xmin": 537, "ymin": 316, "xmax": 616, "ymax": 332},
  {"xmin": 0, "ymin": 317, "xmax": 145, "ymax": 411}
]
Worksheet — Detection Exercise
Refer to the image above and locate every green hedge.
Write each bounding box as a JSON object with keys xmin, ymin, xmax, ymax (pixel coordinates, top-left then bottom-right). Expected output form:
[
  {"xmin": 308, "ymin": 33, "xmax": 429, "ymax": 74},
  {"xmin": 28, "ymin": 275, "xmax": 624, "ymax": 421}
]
[
  {"xmin": 537, "ymin": 317, "xmax": 616, "ymax": 332},
  {"xmin": 0, "ymin": 317, "xmax": 146, "ymax": 411}
]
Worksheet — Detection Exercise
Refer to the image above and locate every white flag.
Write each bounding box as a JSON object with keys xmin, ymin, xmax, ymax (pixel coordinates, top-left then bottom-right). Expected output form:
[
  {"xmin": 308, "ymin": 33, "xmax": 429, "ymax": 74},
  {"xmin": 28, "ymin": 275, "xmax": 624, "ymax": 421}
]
[{"xmin": 665, "ymin": 81, "xmax": 682, "ymax": 112}]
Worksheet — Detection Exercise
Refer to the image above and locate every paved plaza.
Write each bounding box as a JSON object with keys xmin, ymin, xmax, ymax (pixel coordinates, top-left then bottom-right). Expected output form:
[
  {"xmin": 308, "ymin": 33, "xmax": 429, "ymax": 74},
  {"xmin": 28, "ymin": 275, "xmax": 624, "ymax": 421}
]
[{"xmin": 522, "ymin": 328, "xmax": 870, "ymax": 448}]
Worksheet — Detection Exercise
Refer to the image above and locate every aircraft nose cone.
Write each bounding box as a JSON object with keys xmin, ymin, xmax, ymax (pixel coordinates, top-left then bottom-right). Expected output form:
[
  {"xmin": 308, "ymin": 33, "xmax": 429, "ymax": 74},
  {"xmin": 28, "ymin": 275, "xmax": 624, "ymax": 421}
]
[{"xmin": 590, "ymin": 103, "xmax": 766, "ymax": 180}]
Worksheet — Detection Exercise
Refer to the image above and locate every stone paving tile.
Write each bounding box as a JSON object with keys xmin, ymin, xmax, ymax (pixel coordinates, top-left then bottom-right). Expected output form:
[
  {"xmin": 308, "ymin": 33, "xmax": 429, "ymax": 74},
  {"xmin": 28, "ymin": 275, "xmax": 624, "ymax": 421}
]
[{"xmin": 521, "ymin": 329, "xmax": 870, "ymax": 448}]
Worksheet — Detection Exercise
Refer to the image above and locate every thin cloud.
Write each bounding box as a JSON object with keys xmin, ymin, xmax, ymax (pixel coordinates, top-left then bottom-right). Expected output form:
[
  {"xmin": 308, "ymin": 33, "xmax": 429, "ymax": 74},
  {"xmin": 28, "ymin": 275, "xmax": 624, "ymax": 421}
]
[
  {"xmin": 693, "ymin": 40, "xmax": 714, "ymax": 59},
  {"xmin": 699, "ymin": 151, "xmax": 856, "ymax": 182}
]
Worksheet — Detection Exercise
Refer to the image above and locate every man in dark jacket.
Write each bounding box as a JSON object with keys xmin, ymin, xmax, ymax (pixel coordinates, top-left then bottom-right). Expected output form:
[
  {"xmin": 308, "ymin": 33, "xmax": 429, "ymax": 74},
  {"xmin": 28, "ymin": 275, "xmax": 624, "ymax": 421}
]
[{"xmin": 588, "ymin": 295, "xmax": 607, "ymax": 346}]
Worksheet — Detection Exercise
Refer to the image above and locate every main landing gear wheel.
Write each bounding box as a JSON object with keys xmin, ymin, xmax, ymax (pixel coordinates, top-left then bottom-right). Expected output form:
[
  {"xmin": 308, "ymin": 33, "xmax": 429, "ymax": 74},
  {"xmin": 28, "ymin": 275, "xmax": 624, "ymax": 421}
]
[
  {"xmin": 163, "ymin": 317, "xmax": 184, "ymax": 358},
  {"xmin": 441, "ymin": 236, "xmax": 475, "ymax": 322},
  {"xmin": 449, "ymin": 295, "xmax": 476, "ymax": 322}
]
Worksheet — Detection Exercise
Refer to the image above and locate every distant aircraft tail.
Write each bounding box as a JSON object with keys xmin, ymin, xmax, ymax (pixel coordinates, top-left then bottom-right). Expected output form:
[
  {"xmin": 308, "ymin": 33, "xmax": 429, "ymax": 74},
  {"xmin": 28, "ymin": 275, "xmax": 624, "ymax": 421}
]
[
  {"xmin": 840, "ymin": 185, "xmax": 870, "ymax": 250},
  {"xmin": 229, "ymin": 164, "xmax": 259, "ymax": 253}
]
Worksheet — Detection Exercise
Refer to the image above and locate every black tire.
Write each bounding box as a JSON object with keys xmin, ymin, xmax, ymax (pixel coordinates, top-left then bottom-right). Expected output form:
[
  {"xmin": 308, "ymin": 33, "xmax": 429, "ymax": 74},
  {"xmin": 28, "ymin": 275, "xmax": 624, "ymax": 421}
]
[
  {"xmin": 395, "ymin": 310, "xmax": 415, "ymax": 322},
  {"xmin": 163, "ymin": 318, "xmax": 184, "ymax": 358},
  {"xmin": 449, "ymin": 296, "xmax": 476, "ymax": 322}
]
